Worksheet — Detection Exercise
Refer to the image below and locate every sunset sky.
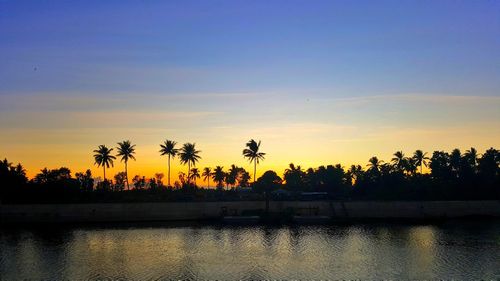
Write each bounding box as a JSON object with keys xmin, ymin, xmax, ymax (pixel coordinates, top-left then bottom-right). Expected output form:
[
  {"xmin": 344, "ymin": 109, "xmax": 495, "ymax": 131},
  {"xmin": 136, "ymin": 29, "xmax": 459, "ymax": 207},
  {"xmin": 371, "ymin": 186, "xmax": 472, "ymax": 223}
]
[{"xmin": 1, "ymin": 0, "xmax": 499, "ymax": 182}]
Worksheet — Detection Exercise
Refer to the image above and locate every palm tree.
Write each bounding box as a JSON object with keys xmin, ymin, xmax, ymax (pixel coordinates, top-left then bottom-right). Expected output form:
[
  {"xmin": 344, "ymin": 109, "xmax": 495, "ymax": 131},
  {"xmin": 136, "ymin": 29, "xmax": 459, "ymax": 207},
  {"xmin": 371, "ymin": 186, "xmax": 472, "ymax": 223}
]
[
  {"xmin": 212, "ymin": 166, "xmax": 225, "ymax": 189},
  {"xmin": 391, "ymin": 151, "xmax": 405, "ymax": 171},
  {"xmin": 242, "ymin": 139, "xmax": 266, "ymax": 182},
  {"xmin": 284, "ymin": 163, "xmax": 304, "ymax": 190},
  {"xmin": 179, "ymin": 143, "xmax": 201, "ymax": 184},
  {"xmin": 367, "ymin": 156, "xmax": 383, "ymax": 172},
  {"xmin": 202, "ymin": 167, "xmax": 212, "ymax": 188},
  {"xmin": 159, "ymin": 140, "xmax": 179, "ymax": 187},
  {"xmin": 227, "ymin": 164, "xmax": 240, "ymax": 188},
  {"xmin": 348, "ymin": 164, "xmax": 363, "ymax": 183},
  {"xmin": 450, "ymin": 148, "xmax": 462, "ymax": 176},
  {"xmin": 403, "ymin": 158, "xmax": 417, "ymax": 175},
  {"xmin": 464, "ymin": 147, "xmax": 479, "ymax": 171},
  {"xmin": 413, "ymin": 150, "xmax": 429, "ymax": 174},
  {"xmin": 116, "ymin": 140, "xmax": 136, "ymax": 190},
  {"xmin": 190, "ymin": 168, "xmax": 200, "ymax": 186},
  {"xmin": 93, "ymin": 145, "xmax": 116, "ymax": 181}
]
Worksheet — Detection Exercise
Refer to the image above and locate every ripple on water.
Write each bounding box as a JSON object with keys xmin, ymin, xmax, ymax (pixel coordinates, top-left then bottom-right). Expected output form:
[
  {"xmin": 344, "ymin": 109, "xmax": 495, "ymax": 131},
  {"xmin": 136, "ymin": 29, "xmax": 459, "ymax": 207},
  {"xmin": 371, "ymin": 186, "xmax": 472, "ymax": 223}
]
[{"xmin": 1, "ymin": 221, "xmax": 500, "ymax": 280}]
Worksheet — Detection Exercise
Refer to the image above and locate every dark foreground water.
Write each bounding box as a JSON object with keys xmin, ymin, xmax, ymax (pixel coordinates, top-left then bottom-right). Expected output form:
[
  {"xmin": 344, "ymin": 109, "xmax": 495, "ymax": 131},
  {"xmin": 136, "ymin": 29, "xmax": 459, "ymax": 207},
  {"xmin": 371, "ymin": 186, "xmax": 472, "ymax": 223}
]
[{"xmin": 1, "ymin": 220, "xmax": 499, "ymax": 280}]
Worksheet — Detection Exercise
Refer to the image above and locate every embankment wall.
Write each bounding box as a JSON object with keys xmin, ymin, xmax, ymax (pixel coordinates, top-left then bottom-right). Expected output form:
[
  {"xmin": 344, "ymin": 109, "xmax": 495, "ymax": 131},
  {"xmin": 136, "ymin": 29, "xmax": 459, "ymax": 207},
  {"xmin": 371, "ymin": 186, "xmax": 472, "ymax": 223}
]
[{"xmin": 1, "ymin": 200, "xmax": 499, "ymax": 223}]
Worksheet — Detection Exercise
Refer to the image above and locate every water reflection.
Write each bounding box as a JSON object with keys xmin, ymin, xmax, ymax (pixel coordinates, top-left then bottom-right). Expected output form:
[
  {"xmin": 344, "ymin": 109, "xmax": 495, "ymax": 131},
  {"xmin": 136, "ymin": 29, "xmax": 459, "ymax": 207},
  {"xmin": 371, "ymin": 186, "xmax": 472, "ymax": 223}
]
[{"xmin": 1, "ymin": 221, "xmax": 500, "ymax": 280}]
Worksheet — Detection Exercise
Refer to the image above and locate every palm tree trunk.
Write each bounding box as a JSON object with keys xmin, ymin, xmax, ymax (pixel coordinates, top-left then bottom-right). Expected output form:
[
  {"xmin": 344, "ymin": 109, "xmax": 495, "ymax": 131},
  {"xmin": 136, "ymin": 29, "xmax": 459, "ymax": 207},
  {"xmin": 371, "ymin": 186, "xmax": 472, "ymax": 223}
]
[
  {"xmin": 125, "ymin": 161, "xmax": 129, "ymax": 190},
  {"xmin": 254, "ymin": 159, "xmax": 257, "ymax": 182},
  {"xmin": 420, "ymin": 164, "xmax": 423, "ymax": 174},
  {"xmin": 168, "ymin": 155, "xmax": 171, "ymax": 187},
  {"xmin": 103, "ymin": 166, "xmax": 106, "ymax": 182},
  {"xmin": 188, "ymin": 162, "xmax": 191, "ymax": 185}
]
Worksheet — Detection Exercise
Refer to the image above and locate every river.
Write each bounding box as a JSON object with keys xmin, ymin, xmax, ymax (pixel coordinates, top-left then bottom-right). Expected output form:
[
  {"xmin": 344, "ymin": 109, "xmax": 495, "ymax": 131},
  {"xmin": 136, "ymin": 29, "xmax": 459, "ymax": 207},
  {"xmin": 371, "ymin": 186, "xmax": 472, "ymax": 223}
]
[{"xmin": 1, "ymin": 220, "xmax": 499, "ymax": 280}]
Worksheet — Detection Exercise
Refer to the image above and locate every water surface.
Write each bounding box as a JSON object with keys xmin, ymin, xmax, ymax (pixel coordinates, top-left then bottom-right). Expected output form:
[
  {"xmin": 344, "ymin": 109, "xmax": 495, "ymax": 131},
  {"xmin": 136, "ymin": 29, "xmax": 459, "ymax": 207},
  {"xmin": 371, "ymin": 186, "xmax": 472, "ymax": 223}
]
[{"xmin": 1, "ymin": 221, "xmax": 499, "ymax": 280}]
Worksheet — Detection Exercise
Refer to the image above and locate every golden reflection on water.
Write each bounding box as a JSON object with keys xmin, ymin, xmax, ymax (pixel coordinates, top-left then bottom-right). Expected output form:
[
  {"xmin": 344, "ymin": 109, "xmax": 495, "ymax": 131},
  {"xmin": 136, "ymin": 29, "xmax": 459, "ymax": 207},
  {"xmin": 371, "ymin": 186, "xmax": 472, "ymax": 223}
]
[
  {"xmin": 408, "ymin": 226, "xmax": 437, "ymax": 273},
  {"xmin": 2, "ymin": 223, "xmax": 499, "ymax": 280}
]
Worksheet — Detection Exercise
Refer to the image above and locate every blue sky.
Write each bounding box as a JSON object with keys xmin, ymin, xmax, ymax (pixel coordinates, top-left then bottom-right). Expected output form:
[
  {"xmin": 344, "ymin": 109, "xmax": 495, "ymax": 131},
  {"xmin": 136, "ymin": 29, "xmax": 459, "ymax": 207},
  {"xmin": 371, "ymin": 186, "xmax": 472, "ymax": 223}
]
[
  {"xmin": 2, "ymin": 0, "xmax": 499, "ymax": 95},
  {"xmin": 0, "ymin": 0, "xmax": 499, "ymax": 178}
]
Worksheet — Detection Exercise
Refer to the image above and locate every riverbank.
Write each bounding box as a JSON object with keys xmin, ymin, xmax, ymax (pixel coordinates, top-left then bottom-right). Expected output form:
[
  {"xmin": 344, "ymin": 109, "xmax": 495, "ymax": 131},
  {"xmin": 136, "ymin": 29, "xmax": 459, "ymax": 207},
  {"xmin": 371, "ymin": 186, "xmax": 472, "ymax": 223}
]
[{"xmin": 2, "ymin": 200, "xmax": 500, "ymax": 224}]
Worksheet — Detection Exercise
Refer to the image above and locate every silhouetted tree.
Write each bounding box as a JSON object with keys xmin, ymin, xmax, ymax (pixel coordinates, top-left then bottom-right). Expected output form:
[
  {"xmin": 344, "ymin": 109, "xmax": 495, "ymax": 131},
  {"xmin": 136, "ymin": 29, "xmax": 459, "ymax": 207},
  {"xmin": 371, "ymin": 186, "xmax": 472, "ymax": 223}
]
[
  {"xmin": 177, "ymin": 172, "xmax": 188, "ymax": 187},
  {"xmin": 114, "ymin": 172, "xmax": 127, "ymax": 191},
  {"xmin": 348, "ymin": 164, "xmax": 364, "ymax": 184},
  {"xmin": 154, "ymin": 173, "xmax": 164, "ymax": 188},
  {"xmin": 179, "ymin": 143, "xmax": 201, "ymax": 184},
  {"xmin": 132, "ymin": 175, "xmax": 146, "ymax": 189},
  {"xmin": 430, "ymin": 151, "xmax": 452, "ymax": 182},
  {"xmin": 212, "ymin": 166, "xmax": 225, "ymax": 190},
  {"xmin": 34, "ymin": 167, "xmax": 72, "ymax": 184},
  {"xmin": 391, "ymin": 151, "xmax": 406, "ymax": 172},
  {"xmin": 75, "ymin": 169, "xmax": 94, "ymax": 192},
  {"xmin": 450, "ymin": 149, "xmax": 462, "ymax": 179},
  {"xmin": 284, "ymin": 163, "xmax": 305, "ymax": 191},
  {"xmin": 413, "ymin": 150, "xmax": 429, "ymax": 174},
  {"xmin": 202, "ymin": 167, "xmax": 211, "ymax": 188},
  {"xmin": 117, "ymin": 140, "xmax": 136, "ymax": 190},
  {"xmin": 226, "ymin": 165, "xmax": 239, "ymax": 188},
  {"xmin": 254, "ymin": 170, "xmax": 282, "ymax": 213},
  {"xmin": 0, "ymin": 159, "xmax": 28, "ymax": 200},
  {"xmin": 464, "ymin": 147, "xmax": 479, "ymax": 172},
  {"xmin": 478, "ymin": 148, "xmax": 499, "ymax": 186},
  {"xmin": 93, "ymin": 145, "xmax": 116, "ymax": 181},
  {"xmin": 190, "ymin": 168, "xmax": 200, "ymax": 187},
  {"xmin": 239, "ymin": 169, "xmax": 251, "ymax": 187},
  {"xmin": 367, "ymin": 156, "xmax": 383, "ymax": 172},
  {"xmin": 243, "ymin": 139, "xmax": 266, "ymax": 182},
  {"xmin": 159, "ymin": 140, "xmax": 179, "ymax": 187}
]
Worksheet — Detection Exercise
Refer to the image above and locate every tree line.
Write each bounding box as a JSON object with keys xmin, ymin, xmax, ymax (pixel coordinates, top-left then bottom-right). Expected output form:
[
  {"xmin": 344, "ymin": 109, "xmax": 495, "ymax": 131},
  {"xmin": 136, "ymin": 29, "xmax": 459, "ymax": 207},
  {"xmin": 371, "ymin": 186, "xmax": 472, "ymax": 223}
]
[
  {"xmin": 1, "ymin": 142, "xmax": 499, "ymax": 203},
  {"xmin": 91, "ymin": 139, "xmax": 264, "ymax": 190}
]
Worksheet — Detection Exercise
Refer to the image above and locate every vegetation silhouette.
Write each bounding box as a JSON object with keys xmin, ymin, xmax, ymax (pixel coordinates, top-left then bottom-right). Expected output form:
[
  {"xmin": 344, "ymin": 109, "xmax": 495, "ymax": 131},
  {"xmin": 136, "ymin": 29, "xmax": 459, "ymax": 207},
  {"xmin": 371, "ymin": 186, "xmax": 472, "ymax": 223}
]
[
  {"xmin": 179, "ymin": 143, "xmax": 201, "ymax": 185},
  {"xmin": 202, "ymin": 167, "xmax": 212, "ymax": 188},
  {"xmin": 190, "ymin": 168, "xmax": 200, "ymax": 186},
  {"xmin": 212, "ymin": 166, "xmax": 225, "ymax": 190},
  {"xmin": 243, "ymin": 139, "xmax": 266, "ymax": 182},
  {"xmin": 413, "ymin": 150, "xmax": 429, "ymax": 174},
  {"xmin": 159, "ymin": 140, "xmax": 178, "ymax": 187},
  {"xmin": 93, "ymin": 145, "xmax": 116, "ymax": 182},
  {"xmin": 1, "ymin": 144, "xmax": 499, "ymax": 204},
  {"xmin": 254, "ymin": 170, "xmax": 282, "ymax": 212},
  {"xmin": 116, "ymin": 140, "xmax": 136, "ymax": 190}
]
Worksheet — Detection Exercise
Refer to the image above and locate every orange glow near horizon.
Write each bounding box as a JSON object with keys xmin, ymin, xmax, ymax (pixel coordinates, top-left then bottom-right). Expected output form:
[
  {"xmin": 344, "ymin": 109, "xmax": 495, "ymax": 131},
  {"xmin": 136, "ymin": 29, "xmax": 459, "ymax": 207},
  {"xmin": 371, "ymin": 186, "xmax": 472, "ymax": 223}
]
[
  {"xmin": 2, "ymin": 94, "xmax": 499, "ymax": 181},
  {"xmin": 5, "ymin": 136, "xmax": 498, "ymax": 182}
]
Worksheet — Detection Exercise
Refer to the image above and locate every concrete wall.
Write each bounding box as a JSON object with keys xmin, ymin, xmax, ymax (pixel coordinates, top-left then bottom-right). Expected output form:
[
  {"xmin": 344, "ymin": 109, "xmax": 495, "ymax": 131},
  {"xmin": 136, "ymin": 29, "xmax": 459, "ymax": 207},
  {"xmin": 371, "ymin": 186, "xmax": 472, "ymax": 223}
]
[{"xmin": 1, "ymin": 200, "xmax": 500, "ymax": 223}]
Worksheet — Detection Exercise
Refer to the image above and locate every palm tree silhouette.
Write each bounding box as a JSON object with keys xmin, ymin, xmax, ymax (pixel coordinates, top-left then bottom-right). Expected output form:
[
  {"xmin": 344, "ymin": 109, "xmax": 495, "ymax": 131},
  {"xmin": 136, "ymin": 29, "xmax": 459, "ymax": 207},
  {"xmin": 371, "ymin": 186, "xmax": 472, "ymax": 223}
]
[
  {"xmin": 93, "ymin": 145, "xmax": 116, "ymax": 181},
  {"xmin": 226, "ymin": 164, "xmax": 239, "ymax": 188},
  {"xmin": 464, "ymin": 147, "xmax": 479, "ymax": 170},
  {"xmin": 348, "ymin": 164, "xmax": 363, "ymax": 183},
  {"xmin": 179, "ymin": 143, "xmax": 201, "ymax": 184},
  {"xmin": 212, "ymin": 166, "xmax": 225, "ymax": 189},
  {"xmin": 450, "ymin": 148, "xmax": 462, "ymax": 176},
  {"xmin": 190, "ymin": 168, "xmax": 200, "ymax": 186},
  {"xmin": 242, "ymin": 139, "xmax": 266, "ymax": 182},
  {"xmin": 159, "ymin": 140, "xmax": 179, "ymax": 187},
  {"xmin": 202, "ymin": 167, "xmax": 212, "ymax": 188},
  {"xmin": 391, "ymin": 151, "xmax": 405, "ymax": 171},
  {"xmin": 413, "ymin": 150, "xmax": 429, "ymax": 174},
  {"xmin": 116, "ymin": 140, "xmax": 136, "ymax": 190},
  {"xmin": 284, "ymin": 163, "xmax": 304, "ymax": 190},
  {"xmin": 367, "ymin": 156, "xmax": 383, "ymax": 172}
]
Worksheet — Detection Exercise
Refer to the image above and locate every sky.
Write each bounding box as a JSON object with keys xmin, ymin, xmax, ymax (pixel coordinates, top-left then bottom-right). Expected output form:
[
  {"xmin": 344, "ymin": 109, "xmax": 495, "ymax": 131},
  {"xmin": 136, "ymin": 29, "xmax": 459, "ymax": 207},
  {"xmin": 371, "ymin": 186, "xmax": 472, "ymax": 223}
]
[{"xmin": 1, "ymin": 0, "xmax": 499, "ymax": 182}]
